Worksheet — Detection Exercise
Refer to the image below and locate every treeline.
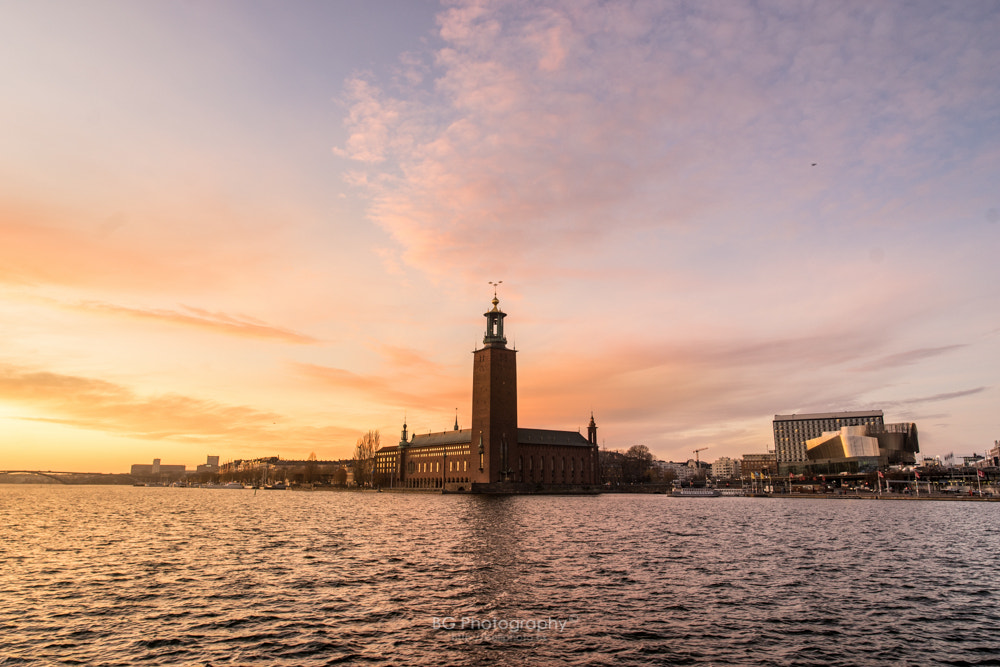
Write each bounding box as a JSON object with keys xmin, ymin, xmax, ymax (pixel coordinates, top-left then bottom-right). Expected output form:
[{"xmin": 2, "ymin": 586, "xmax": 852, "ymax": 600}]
[
  {"xmin": 352, "ymin": 430, "xmax": 379, "ymax": 488},
  {"xmin": 216, "ymin": 454, "xmax": 354, "ymax": 486},
  {"xmin": 600, "ymin": 445, "xmax": 675, "ymax": 486}
]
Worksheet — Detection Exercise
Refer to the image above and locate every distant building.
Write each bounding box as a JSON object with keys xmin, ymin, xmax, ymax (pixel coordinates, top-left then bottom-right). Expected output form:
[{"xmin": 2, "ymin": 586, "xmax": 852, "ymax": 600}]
[
  {"xmin": 654, "ymin": 460, "xmax": 695, "ymax": 482},
  {"xmin": 218, "ymin": 456, "xmax": 347, "ymax": 484},
  {"xmin": 773, "ymin": 411, "xmax": 885, "ymax": 463},
  {"xmin": 800, "ymin": 422, "xmax": 919, "ymax": 474},
  {"xmin": 711, "ymin": 457, "xmax": 741, "ymax": 479},
  {"xmin": 964, "ymin": 454, "xmax": 985, "ymax": 467},
  {"xmin": 130, "ymin": 458, "xmax": 186, "ymax": 477},
  {"xmin": 196, "ymin": 455, "xmax": 220, "ymax": 473},
  {"xmin": 989, "ymin": 441, "xmax": 1000, "ymax": 467},
  {"xmin": 741, "ymin": 452, "xmax": 777, "ymax": 478}
]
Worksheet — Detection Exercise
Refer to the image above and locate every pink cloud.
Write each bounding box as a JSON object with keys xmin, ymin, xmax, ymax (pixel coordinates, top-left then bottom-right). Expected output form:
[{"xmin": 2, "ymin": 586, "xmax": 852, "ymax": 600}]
[{"xmin": 337, "ymin": 1, "xmax": 1000, "ymax": 287}]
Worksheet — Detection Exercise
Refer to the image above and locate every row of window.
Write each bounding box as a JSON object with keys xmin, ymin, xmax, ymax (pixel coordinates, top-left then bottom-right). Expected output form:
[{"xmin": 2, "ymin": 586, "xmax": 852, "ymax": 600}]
[
  {"xmin": 405, "ymin": 460, "xmax": 470, "ymax": 474},
  {"xmin": 376, "ymin": 452, "xmax": 595, "ymax": 484}
]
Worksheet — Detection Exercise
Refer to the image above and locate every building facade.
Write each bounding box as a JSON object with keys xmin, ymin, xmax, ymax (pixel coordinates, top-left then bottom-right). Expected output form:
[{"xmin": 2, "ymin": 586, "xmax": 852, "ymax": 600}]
[
  {"xmin": 773, "ymin": 411, "xmax": 885, "ymax": 463},
  {"xmin": 740, "ymin": 452, "xmax": 777, "ymax": 478},
  {"xmin": 196, "ymin": 455, "xmax": 220, "ymax": 474},
  {"xmin": 711, "ymin": 457, "xmax": 741, "ymax": 479},
  {"xmin": 373, "ymin": 296, "xmax": 600, "ymax": 491},
  {"xmin": 130, "ymin": 458, "xmax": 186, "ymax": 477},
  {"xmin": 218, "ymin": 456, "xmax": 348, "ymax": 484},
  {"xmin": 797, "ymin": 421, "xmax": 919, "ymax": 474},
  {"xmin": 652, "ymin": 460, "xmax": 696, "ymax": 482}
]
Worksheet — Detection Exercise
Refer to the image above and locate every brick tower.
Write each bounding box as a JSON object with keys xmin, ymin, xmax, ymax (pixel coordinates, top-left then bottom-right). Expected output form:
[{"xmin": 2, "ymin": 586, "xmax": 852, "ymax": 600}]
[{"xmin": 470, "ymin": 294, "xmax": 517, "ymax": 484}]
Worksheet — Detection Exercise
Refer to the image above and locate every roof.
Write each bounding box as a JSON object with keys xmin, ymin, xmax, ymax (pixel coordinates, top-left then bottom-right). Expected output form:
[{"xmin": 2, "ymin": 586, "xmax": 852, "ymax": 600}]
[
  {"xmin": 409, "ymin": 428, "xmax": 473, "ymax": 447},
  {"xmin": 773, "ymin": 410, "xmax": 883, "ymax": 422},
  {"xmin": 376, "ymin": 426, "xmax": 593, "ymax": 452},
  {"xmin": 517, "ymin": 428, "xmax": 591, "ymax": 447}
]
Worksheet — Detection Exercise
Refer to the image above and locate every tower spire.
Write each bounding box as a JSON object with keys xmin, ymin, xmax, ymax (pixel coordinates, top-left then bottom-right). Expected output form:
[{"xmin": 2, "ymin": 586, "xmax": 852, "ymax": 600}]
[{"xmin": 483, "ymin": 281, "xmax": 507, "ymax": 347}]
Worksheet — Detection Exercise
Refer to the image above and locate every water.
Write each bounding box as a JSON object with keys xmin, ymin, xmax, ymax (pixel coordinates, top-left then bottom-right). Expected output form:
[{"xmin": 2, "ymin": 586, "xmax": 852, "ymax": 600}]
[{"xmin": 2, "ymin": 486, "xmax": 999, "ymax": 666}]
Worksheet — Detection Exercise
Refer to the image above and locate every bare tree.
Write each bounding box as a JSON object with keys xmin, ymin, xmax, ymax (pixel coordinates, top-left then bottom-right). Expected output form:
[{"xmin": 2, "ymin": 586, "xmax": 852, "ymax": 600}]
[
  {"xmin": 305, "ymin": 451, "xmax": 318, "ymax": 484},
  {"xmin": 623, "ymin": 444, "xmax": 654, "ymax": 484},
  {"xmin": 353, "ymin": 430, "xmax": 378, "ymax": 487},
  {"xmin": 600, "ymin": 449, "xmax": 626, "ymax": 486}
]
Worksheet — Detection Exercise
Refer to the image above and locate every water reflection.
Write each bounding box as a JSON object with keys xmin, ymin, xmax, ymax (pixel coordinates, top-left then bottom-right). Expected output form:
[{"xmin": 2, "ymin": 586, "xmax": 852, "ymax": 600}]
[
  {"xmin": 2, "ymin": 487, "xmax": 1000, "ymax": 667},
  {"xmin": 459, "ymin": 496, "xmax": 522, "ymax": 612}
]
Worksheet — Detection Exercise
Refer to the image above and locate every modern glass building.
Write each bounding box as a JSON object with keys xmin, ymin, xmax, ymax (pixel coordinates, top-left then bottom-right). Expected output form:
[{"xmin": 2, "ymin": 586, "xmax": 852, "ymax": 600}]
[{"xmin": 772, "ymin": 410, "xmax": 885, "ymax": 463}]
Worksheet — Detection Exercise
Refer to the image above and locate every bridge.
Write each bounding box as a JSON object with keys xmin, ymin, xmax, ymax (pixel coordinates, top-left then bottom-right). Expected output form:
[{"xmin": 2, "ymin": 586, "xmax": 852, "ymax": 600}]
[{"xmin": 0, "ymin": 470, "xmax": 136, "ymax": 484}]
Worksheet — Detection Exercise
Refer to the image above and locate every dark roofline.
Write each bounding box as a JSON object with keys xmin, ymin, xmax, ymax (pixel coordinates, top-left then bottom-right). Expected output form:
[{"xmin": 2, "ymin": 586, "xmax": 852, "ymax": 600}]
[{"xmin": 774, "ymin": 410, "xmax": 883, "ymax": 422}]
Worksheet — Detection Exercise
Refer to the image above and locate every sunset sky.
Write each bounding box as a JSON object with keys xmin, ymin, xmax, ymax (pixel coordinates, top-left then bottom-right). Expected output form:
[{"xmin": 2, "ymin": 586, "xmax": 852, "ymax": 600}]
[{"xmin": 2, "ymin": 1, "xmax": 998, "ymax": 473}]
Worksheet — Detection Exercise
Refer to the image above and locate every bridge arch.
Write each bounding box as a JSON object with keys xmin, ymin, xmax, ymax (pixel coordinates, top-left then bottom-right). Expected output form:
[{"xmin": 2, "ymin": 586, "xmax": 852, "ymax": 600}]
[{"xmin": 0, "ymin": 471, "xmax": 71, "ymax": 484}]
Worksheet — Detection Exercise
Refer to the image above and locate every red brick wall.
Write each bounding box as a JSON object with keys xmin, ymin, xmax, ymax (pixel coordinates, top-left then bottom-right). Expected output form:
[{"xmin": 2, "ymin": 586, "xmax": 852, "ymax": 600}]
[{"xmin": 471, "ymin": 346, "xmax": 518, "ymax": 484}]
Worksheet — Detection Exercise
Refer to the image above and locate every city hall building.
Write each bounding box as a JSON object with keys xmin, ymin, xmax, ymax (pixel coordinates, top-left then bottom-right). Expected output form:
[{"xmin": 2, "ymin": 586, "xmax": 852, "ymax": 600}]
[{"xmin": 373, "ymin": 296, "xmax": 600, "ymax": 492}]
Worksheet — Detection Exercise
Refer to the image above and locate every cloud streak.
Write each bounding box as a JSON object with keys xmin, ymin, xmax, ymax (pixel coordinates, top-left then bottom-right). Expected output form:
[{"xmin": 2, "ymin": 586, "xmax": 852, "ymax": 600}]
[
  {"xmin": 73, "ymin": 301, "xmax": 319, "ymax": 344},
  {"xmin": 879, "ymin": 387, "xmax": 990, "ymax": 408},
  {"xmin": 852, "ymin": 345, "xmax": 967, "ymax": 372},
  {"xmin": 0, "ymin": 363, "xmax": 348, "ymax": 447}
]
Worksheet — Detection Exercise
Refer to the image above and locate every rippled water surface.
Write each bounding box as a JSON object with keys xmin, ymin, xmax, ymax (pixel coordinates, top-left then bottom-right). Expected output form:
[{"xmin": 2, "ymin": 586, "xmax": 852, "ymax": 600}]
[{"xmin": 2, "ymin": 486, "xmax": 999, "ymax": 666}]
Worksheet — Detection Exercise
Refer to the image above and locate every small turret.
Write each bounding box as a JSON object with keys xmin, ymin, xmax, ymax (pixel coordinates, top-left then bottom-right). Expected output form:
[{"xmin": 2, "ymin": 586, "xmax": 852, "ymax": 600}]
[{"xmin": 483, "ymin": 296, "xmax": 507, "ymax": 347}]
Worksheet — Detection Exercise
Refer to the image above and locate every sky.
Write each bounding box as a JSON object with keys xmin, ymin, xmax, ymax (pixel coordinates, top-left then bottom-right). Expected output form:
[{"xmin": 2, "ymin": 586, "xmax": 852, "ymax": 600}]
[{"xmin": 2, "ymin": 0, "xmax": 998, "ymax": 473}]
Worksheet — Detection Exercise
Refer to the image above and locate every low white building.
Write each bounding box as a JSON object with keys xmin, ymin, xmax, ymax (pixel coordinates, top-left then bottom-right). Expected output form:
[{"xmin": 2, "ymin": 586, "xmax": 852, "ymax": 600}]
[
  {"xmin": 711, "ymin": 456, "xmax": 741, "ymax": 479},
  {"xmin": 653, "ymin": 460, "xmax": 695, "ymax": 482}
]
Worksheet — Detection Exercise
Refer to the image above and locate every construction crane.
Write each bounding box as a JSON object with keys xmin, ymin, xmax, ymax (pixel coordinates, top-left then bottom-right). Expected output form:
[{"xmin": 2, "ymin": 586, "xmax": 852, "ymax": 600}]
[{"xmin": 693, "ymin": 447, "xmax": 708, "ymax": 468}]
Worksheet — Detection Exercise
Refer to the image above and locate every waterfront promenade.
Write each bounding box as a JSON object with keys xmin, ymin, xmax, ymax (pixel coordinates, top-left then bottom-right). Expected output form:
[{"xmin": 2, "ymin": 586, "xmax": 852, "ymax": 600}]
[{"xmin": 773, "ymin": 492, "xmax": 1000, "ymax": 502}]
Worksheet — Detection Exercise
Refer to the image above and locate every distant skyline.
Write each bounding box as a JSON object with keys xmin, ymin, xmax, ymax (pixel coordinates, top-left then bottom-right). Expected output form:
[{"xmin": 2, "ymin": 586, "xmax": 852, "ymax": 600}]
[{"xmin": 2, "ymin": 1, "xmax": 998, "ymax": 472}]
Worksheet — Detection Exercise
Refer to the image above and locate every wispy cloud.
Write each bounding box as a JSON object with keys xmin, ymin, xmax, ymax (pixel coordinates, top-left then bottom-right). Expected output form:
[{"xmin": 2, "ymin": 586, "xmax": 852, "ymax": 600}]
[
  {"xmin": 0, "ymin": 363, "xmax": 348, "ymax": 447},
  {"xmin": 879, "ymin": 387, "xmax": 990, "ymax": 408},
  {"xmin": 852, "ymin": 345, "xmax": 967, "ymax": 372},
  {"xmin": 73, "ymin": 301, "xmax": 319, "ymax": 344}
]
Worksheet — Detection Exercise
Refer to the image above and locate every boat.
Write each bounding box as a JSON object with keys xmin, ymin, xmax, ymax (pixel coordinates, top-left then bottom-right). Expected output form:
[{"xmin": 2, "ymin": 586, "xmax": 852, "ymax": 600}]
[
  {"xmin": 671, "ymin": 481, "xmax": 721, "ymax": 497},
  {"xmin": 672, "ymin": 487, "xmax": 722, "ymax": 497}
]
